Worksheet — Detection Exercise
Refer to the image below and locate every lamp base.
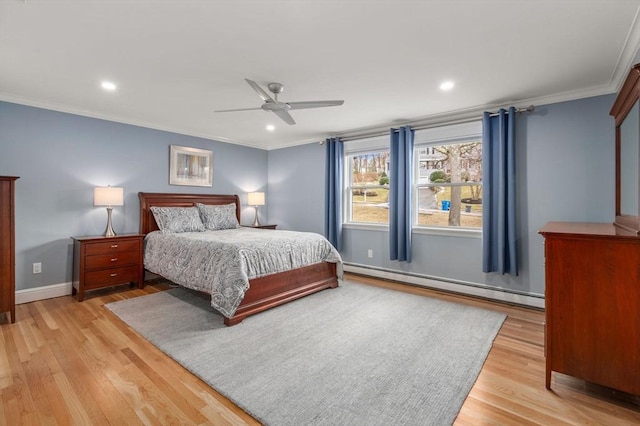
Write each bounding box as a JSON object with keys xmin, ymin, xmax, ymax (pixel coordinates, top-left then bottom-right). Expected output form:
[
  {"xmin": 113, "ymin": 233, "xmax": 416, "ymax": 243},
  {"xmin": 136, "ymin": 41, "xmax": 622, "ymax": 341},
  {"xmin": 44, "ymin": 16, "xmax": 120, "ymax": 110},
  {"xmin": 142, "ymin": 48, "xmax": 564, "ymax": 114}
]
[
  {"xmin": 103, "ymin": 207, "xmax": 117, "ymax": 237},
  {"xmin": 253, "ymin": 205, "xmax": 260, "ymax": 227}
]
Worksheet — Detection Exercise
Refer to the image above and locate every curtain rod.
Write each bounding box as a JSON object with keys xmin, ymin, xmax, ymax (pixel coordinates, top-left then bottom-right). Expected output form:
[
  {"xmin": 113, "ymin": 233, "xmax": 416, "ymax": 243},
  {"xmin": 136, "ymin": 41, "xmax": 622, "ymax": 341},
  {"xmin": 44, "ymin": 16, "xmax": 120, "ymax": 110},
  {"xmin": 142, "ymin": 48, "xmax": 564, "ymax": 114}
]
[
  {"xmin": 329, "ymin": 105, "xmax": 535, "ymax": 143},
  {"xmin": 489, "ymin": 105, "xmax": 535, "ymax": 117}
]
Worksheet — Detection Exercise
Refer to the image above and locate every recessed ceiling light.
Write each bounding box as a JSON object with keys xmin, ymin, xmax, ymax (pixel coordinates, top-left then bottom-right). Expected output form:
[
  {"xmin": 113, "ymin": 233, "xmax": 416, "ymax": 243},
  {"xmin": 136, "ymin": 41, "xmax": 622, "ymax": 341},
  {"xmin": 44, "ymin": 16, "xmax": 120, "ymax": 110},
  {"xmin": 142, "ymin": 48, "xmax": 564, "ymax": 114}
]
[
  {"xmin": 266, "ymin": 124, "xmax": 275, "ymax": 132},
  {"xmin": 101, "ymin": 81, "xmax": 117, "ymax": 91},
  {"xmin": 439, "ymin": 81, "xmax": 454, "ymax": 91}
]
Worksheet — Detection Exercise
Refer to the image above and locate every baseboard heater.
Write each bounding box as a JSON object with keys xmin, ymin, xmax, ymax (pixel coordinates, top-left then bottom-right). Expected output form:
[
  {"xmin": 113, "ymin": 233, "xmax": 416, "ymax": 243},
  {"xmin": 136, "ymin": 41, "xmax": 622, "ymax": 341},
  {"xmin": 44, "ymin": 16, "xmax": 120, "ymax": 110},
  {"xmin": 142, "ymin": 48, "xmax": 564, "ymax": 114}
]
[{"xmin": 343, "ymin": 262, "xmax": 545, "ymax": 309}]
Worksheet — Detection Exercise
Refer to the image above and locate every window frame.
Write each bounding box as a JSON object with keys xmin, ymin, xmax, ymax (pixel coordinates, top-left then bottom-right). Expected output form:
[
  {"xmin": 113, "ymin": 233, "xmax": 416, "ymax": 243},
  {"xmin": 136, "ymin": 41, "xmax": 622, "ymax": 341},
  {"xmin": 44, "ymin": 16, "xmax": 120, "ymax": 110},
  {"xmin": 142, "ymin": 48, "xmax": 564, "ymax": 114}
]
[
  {"xmin": 343, "ymin": 135, "xmax": 391, "ymax": 227},
  {"xmin": 340, "ymin": 123, "xmax": 483, "ymax": 237},
  {"xmin": 344, "ymin": 147, "xmax": 391, "ymax": 225},
  {"xmin": 412, "ymin": 122, "xmax": 483, "ymax": 237}
]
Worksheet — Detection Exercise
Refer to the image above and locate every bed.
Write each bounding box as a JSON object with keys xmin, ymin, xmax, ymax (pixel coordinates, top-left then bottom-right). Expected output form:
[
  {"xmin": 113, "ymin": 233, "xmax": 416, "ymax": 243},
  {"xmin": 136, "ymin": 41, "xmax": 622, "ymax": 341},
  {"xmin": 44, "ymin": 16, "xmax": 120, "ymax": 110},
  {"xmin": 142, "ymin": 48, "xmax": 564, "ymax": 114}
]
[{"xmin": 138, "ymin": 192, "xmax": 341, "ymax": 326}]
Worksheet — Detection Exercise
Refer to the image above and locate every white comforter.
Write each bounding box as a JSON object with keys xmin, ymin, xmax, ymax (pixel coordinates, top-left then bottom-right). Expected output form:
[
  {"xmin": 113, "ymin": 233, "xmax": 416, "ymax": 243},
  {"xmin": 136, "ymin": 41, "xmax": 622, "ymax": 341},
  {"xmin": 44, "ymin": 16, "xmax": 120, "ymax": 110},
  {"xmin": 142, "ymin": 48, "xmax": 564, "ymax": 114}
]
[{"xmin": 143, "ymin": 228, "xmax": 342, "ymax": 317}]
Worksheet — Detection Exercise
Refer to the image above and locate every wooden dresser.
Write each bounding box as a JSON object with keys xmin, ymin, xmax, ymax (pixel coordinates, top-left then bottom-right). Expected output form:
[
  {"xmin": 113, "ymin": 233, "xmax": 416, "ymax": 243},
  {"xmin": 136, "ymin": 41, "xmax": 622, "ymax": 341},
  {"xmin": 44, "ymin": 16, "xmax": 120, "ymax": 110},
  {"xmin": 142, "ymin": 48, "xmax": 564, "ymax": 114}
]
[
  {"xmin": 539, "ymin": 222, "xmax": 640, "ymax": 395},
  {"xmin": 71, "ymin": 234, "xmax": 144, "ymax": 301},
  {"xmin": 0, "ymin": 176, "xmax": 19, "ymax": 324}
]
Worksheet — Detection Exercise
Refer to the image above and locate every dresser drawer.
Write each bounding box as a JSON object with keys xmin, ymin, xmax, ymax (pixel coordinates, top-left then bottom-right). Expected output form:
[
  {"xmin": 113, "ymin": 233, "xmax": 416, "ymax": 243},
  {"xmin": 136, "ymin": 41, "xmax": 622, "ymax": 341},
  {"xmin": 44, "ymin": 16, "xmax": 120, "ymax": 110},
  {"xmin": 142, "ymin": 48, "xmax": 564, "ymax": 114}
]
[
  {"xmin": 85, "ymin": 250, "xmax": 140, "ymax": 270},
  {"xmin": 84, "ymin": 265, "xmax": 139, "ymax": 289},
  {"xmin": 85, "ymin": 239, "xmax": 140, "ymax": 255}
]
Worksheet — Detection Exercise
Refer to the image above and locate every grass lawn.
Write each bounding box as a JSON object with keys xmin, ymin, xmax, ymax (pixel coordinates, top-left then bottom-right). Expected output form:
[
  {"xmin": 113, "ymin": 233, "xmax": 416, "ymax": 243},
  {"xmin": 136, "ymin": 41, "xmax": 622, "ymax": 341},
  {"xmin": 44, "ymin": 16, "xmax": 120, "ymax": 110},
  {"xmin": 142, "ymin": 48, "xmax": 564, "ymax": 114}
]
[
  {"xmin": 352, "ymin": 205, "xmax": 482, "ymax": 227},
  {"xmin": 351, "ymin": 185, "xmax": 483, "ymax": 227}
]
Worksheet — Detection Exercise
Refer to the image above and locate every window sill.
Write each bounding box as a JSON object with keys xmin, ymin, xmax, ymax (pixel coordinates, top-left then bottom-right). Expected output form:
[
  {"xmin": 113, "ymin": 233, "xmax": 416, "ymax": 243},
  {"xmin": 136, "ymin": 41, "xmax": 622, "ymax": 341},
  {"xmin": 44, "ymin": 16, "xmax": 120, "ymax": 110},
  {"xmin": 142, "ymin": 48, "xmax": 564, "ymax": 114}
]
[
  {"xmin": 343, "ymin": 222, "xmax": 482, "ymax": 238},
  {"xmin": 413, "ymin": 226, "xmax": 482, "ymax": 238},
  {"xmin": 343, "ymin": 222, "xmax": 389, "ymax": 231}
]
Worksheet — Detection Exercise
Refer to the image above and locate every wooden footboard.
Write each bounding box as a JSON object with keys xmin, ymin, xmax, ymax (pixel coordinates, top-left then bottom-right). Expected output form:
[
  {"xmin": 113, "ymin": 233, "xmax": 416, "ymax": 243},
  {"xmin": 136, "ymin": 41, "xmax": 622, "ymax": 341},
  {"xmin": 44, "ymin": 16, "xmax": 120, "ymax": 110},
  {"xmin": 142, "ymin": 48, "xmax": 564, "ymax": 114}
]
[{"xmin": 225, "ymin": 261, "xmax": 339, "ymax": 326}]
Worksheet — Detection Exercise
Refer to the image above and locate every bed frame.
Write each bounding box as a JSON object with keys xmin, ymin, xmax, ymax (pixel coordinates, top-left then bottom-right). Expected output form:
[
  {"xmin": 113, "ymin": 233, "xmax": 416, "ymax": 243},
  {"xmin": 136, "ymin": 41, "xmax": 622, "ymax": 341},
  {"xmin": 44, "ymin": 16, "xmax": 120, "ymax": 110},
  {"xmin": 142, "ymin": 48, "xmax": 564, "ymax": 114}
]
[{"xmin": 138, "ymin": 192, "xmax": 339, "ymax": 326}]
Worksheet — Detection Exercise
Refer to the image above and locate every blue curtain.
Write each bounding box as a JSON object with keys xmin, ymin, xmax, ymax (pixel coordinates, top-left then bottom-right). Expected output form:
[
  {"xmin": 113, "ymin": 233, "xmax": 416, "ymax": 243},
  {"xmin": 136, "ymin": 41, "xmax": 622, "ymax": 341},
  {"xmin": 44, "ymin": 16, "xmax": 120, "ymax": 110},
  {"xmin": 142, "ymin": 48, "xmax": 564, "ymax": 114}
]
[
  {"xmin": 325, "ymin": 137, "xmax": 343, "ymax": 251},
  {"xmin": 482, "ymin": 107, "xmax": 518, "ymax": 275},
  {"xmin": 389, "ymin": 126, "xmax": 414, "ymax": 262}
]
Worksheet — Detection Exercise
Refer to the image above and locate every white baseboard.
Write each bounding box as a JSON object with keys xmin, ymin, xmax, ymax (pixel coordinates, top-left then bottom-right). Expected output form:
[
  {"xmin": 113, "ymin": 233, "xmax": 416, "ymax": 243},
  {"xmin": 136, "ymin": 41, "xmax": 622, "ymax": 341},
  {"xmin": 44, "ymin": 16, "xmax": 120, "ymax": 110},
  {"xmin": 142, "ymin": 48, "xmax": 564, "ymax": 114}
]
[
  {"xmin": 15, "ymin": 269, "xmax": 545, "ymax": 310},
  {"xmin": 344, "ymin": 263, "xmax": 545, "ymax": 309},
  {"xmin": 14, "ymin": 271, "xmax": 159, "ymax": 305},
  {"xmin": 16, "ymin": 282, "xmax": 73, "ymax": 305}
]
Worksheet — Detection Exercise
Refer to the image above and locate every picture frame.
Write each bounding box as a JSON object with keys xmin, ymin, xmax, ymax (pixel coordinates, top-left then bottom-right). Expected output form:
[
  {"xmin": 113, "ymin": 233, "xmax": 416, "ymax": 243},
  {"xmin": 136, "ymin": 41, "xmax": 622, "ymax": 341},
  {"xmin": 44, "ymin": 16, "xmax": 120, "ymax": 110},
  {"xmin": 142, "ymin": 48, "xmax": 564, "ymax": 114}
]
[{"xmin": 169, "ymin": 145, "xmax": 213, "ymax": 187}]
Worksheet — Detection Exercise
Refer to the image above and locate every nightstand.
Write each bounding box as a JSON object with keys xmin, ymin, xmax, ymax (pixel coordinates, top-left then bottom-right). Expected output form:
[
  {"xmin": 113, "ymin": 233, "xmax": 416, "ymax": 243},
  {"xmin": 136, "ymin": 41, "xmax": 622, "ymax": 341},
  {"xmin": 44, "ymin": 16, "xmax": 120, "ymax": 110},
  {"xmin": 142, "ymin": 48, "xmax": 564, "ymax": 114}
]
[
  {"xmin": 243, "ymin": 224, "xmax": 277, "ymax": 230},
  {"xmin": 71, "ymin": 234, "xmax": 144, "ymax": 301}
]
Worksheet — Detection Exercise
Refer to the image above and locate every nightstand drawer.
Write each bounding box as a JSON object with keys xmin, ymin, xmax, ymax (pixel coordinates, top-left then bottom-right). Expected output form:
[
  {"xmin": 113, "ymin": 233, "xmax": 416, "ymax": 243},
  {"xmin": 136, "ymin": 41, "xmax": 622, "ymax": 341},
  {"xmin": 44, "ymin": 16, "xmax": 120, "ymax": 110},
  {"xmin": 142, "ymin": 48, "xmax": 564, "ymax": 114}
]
[
  {"xmin": 84, "ymin": 266, "xmax": 139, "ymax": 289},
  {"xmin": 85, "ymin": 239, "xmax": 140, "ymax": 255},
  {"xmin": 85, "ymin": 250, "xmax": 140, "ymax": 270}
]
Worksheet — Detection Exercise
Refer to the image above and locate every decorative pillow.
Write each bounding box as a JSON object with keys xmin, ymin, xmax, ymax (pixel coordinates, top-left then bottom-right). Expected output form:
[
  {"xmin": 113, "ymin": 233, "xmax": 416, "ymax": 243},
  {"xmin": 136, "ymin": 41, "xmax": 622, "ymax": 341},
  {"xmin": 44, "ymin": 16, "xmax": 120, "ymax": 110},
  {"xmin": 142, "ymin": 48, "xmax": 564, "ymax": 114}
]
[
  {"xmin": 197, "ymin": 203, "xmax": 240, "ymax": 230},
  {"xmin": 150, "ymin": 206, "xmax": 205, "ymax": 233}
]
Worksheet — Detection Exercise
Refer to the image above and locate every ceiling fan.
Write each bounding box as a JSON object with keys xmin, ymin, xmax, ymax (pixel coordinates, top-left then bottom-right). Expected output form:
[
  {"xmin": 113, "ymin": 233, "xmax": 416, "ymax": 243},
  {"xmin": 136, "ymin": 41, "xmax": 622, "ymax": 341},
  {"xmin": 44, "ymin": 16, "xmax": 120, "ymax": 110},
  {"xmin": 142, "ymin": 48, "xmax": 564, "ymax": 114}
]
[{"xmin": 215, "ymin": 79, "xmax": 344, "ymax": 125}]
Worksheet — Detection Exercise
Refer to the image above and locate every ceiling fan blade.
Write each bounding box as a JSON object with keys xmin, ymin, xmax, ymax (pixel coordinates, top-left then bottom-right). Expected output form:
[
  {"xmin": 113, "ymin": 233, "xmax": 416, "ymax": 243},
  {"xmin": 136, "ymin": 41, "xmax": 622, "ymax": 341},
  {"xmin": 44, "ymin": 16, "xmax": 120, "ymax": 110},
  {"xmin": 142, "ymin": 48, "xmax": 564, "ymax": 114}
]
[
  {"xmin": 273, "ymin": 109, "xmax": 296, "ymax": 125},
  {"xmin": 287, "ymin": 100, "xmax": 344, "ymax": 110},
  {"xmin": 245, "ymin": 78, "xmax": 275, "ymax": 103},
  {"xmin": 215, "ymin": 107, "xmax": 263, "ymax": 112}
]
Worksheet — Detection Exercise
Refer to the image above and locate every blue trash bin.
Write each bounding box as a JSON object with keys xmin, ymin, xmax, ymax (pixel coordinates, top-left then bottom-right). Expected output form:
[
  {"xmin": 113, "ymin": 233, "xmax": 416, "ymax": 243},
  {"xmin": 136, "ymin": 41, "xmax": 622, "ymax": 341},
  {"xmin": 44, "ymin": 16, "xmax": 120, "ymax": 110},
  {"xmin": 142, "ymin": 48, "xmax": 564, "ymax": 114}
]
[{"xmin": 441, "ymin": 200, "xmax": 451, "ymax": 211}]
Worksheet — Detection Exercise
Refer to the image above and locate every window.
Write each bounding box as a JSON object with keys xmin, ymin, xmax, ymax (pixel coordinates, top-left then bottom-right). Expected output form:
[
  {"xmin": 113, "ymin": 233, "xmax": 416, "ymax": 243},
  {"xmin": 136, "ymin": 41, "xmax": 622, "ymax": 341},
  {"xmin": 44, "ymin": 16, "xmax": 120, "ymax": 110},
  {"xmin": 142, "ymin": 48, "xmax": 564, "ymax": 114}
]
[
  {"xmin": 414, "ymin": 122, "xmax": 483, "ymax": 229},
  {"xmin": 341, "ymin": 123, "xmax": 482, "ymax": 230},
  {"xmin": 344, "ymin": 135, "xmax": 390, "ymax": 224}
]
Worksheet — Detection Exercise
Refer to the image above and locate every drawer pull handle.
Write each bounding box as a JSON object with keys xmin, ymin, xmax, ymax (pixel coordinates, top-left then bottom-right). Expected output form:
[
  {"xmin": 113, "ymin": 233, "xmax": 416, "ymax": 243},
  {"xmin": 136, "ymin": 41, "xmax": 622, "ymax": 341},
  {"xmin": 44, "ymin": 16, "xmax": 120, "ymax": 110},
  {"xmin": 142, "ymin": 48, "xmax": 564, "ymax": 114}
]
[
  {"xmin": 110, "ymin": 273, "xmax": 118, "ymax": 277},
  {"xmin": 111, "ymin": 244, "xmax": 118, "ymax": 248},
  {"xmin": 110, "ymin": 258, "xmax": 118, "ymax": 262}
]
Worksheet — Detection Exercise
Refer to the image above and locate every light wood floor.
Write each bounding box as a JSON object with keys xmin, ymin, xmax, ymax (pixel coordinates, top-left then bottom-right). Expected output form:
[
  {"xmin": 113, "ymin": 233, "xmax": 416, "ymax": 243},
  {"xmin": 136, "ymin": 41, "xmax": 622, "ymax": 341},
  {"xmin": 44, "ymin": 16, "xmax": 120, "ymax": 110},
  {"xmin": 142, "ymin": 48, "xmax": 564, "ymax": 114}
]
[{"xmin": 1, "ymin": 273, "xmax": 639, "ymax": 425}]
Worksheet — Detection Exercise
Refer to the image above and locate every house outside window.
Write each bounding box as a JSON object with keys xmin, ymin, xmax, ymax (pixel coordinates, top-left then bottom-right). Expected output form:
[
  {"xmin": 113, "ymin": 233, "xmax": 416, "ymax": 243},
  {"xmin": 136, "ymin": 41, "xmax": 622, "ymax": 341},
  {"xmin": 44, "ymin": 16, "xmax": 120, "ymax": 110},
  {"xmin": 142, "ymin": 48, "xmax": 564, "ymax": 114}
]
[{"xmin": 414, "ymin": 122, "xmax": 483, "ymax": 230}]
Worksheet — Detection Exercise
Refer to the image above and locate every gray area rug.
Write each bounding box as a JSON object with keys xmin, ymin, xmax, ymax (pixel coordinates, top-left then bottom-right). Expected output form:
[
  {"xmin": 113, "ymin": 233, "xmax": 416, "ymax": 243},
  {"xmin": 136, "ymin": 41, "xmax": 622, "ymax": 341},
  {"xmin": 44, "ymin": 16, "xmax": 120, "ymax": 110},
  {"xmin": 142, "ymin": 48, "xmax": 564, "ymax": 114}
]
[{"xmin": 106, "ymin": 280, "xmax": 506, "ymax": 426}]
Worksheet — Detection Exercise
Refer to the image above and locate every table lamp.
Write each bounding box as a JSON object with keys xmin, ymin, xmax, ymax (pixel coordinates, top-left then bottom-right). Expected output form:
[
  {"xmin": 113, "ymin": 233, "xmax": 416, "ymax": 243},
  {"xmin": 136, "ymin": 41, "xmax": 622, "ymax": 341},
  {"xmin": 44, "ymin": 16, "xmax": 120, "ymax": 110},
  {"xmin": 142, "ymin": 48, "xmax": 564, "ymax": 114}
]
[
  {"xmin": 247, "ymin": 192, "xmax": 265, "ymax": 227},
  {"xmin": 94, "ymin": 186, "xmax": 124, "ymax": 237}
]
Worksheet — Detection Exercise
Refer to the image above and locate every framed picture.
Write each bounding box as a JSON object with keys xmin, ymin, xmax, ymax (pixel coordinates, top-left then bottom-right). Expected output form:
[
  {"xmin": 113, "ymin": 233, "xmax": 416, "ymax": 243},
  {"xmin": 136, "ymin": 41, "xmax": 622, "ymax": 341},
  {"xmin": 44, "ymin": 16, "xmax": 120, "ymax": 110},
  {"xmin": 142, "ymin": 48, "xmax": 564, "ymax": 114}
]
[{"xmin": 169, "ymin": 145, "xmax": 213, "ymax": 187}]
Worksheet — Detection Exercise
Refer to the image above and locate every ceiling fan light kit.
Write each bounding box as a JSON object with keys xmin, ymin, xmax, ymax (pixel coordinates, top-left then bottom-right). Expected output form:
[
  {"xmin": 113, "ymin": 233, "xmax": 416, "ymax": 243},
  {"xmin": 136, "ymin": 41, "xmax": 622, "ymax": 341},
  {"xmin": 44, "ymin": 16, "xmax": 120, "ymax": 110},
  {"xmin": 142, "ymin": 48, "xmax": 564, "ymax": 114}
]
[{"xmin": 215, "ymin": 79, "xmax": 344, "ymax": 125}]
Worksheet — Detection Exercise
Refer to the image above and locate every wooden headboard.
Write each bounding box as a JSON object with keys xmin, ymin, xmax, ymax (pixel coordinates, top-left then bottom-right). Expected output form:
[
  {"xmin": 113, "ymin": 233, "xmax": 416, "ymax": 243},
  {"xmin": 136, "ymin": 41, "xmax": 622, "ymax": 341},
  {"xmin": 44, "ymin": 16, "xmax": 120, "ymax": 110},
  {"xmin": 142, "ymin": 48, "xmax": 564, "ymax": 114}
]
[{"xmin": 138, "ymin": 192, "xmax": 241, "ymax": 234}]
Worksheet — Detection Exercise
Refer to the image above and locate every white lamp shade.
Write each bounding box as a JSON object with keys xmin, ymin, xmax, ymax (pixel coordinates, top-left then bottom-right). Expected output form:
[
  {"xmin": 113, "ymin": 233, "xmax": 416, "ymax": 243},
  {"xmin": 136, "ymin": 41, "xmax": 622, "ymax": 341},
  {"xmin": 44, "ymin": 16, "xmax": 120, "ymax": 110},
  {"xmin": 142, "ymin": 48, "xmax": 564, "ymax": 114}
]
[
  {"xmin": 247, "ymin": 192, "xmax": 265, "ymax": 206},
  {"xmin": 94, "ymin": 186, "xmax": 124, "ymax": 207}
]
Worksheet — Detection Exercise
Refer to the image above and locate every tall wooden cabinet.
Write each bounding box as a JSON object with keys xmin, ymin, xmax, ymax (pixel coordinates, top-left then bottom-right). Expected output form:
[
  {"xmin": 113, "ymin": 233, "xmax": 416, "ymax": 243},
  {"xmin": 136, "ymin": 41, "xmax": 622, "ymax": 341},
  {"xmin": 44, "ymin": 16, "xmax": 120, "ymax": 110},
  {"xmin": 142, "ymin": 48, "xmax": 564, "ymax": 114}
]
[
  {"xmin": 1, "ymin": 176, "xmax": 19, "ymax": 324},
  {"xmin": 540, "ymin": 222, "xmax": 640, "ymax": 396}
]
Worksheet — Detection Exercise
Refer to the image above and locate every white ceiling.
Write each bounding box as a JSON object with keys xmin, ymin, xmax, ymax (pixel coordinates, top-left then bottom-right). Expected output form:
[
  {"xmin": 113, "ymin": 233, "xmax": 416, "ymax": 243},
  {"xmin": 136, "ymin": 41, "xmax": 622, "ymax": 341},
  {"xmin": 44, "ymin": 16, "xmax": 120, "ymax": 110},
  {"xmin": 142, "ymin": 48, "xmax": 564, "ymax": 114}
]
[{"xmin": 1, "ymin": 0, "xmax": 639, "ymax": 150}]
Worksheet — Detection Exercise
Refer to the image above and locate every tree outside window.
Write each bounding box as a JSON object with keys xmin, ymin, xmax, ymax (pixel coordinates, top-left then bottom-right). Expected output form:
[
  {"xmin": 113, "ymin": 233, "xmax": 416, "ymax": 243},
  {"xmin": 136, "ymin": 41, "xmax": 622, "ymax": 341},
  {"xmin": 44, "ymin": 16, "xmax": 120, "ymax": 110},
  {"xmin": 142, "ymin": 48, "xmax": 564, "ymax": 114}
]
[{"xmin": 416, "ymin": 140, "xmax": 482, "ymax": 228}]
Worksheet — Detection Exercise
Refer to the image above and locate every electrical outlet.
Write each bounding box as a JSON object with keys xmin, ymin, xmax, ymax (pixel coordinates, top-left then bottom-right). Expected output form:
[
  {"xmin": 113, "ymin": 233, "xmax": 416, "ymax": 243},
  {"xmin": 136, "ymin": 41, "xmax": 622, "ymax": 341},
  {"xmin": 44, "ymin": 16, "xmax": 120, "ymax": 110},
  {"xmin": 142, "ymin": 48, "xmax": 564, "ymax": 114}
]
[
  {"xmin": 33, "ymin": 262, "xmax": 42, "ymax": 274},
  {"xmin": 367, "ymin": 249, "xmax": 373, "ymax": 258}
]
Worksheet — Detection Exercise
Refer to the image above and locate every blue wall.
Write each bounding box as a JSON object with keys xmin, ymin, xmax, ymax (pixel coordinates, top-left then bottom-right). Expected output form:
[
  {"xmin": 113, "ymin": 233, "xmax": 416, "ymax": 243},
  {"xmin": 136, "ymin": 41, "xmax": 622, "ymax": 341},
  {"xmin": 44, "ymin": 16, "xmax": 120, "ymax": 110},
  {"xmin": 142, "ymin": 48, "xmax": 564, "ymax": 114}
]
[
  {"xmin": 268, "ymin": 94, "xmax": 617, "ymax": 297},
  {"xmin": 267, "ymin": 142, "xmax": 326, "ymax": 234},
  {"xmin": 0, "ymin": 102, "xmax": 268, "ymax": 291},
  {"xmin": 0, "ymin": 93, "xmax": 617, "ymax": 299}
]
